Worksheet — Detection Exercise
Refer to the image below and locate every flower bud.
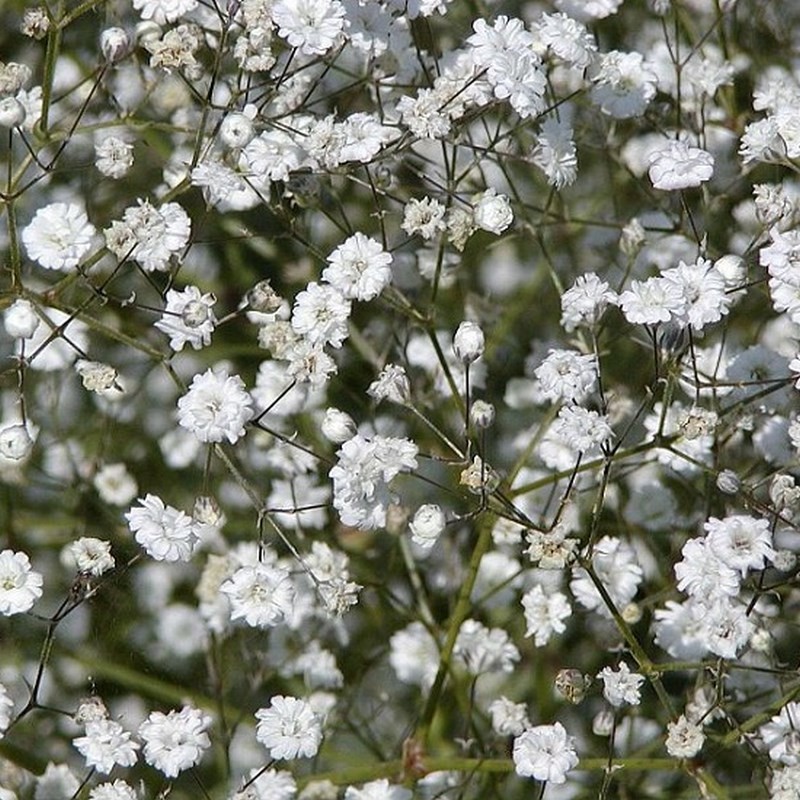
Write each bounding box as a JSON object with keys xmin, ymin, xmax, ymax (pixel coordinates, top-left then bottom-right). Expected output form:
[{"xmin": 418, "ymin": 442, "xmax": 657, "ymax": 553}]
[
  {"xmin": 0, "ymin": 97, "xmax": 25, "ymax": 128},
  {"xmin": 194, "ymin": 495, "xmax": 224, "ymax": 527},
  {"xmin": 246, "ymin": 280, "xmax": 283, "ymax": 314},
  {"xmin": 554, "ymin": 668, "xmax": 591, "ymax": 704},
  {"xmin": 592, "ymin": 709, "xmax": 615, "ymax": 736},
  {"xmin": 101, "ymin": 27, "xmax": 131, "ymax": 62},
  {"xmin": 473, "ymin": 188, "xmax": 513, "ymax": 234},
  {"xmin": 453, "ymin": 321, "xmax": 484, "ymax": 364},
  {"xmin": 716, "ymin": 469, "xmax": 740, "ymax": 495},
  {"xmin": 220, "ymin": 111, "xmax": 255, "ymax": 149},
  {"xmin": 470, "ymin": 400, "xmax": 495, "ymax": 429},
  {"xmin": 182, "ymin": 297, "xmax": 215, "ymax": 328},
  {"xmin": 409, "ymin": 504, "xmax": 446, "ymax": 549},
  {"xmin": 4, "ymin": 298, "xmax": 39, "ymax": 339},
  {"xmin": 321, "ymin": 407, "xmax": 356, "ymax": 443},
  {"xmin": 713, "ymin": 254, "xmax": 746, "ymax": 288},
  {"xmin": 0, "ymin": 424, "xmax": 34, "ymax": 461}
]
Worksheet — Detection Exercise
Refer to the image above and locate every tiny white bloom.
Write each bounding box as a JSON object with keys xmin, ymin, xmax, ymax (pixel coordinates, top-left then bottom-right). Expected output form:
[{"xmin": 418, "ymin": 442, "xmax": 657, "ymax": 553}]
[
  {"xmin": 255, "ymin": 695, "xmax": 322, "ymax": 759},
  {"xmin": 23, "ymin": 202, "xmax": 96, "ymax": 271},
  {"xmin": 513, "ymin": 722, "xmax": 579, "ymax": 783}
]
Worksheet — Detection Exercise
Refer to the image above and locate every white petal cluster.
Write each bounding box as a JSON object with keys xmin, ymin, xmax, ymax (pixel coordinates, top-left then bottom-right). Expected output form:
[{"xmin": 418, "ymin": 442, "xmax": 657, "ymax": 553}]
[
  {"xmin": 255, "ymin": 695, "xmax": 322, "ymax": 760},
  {"xmin": 125, "ymin": 494, "xmax": 199, "ymax": 562},
  {"xmin": 512, "ymin": 722, "xmax": 579, "ymax": 783},
  {"xmin": 138, "ymin": 705, "xmax": 211, "ymax": 777},
  {"xmin": 22, "ymin": 202, "xmax": 96, "ymax": 271},
  {"xmin": 0, "ymin": 549, "xmax": 43, "ymax": 616}
]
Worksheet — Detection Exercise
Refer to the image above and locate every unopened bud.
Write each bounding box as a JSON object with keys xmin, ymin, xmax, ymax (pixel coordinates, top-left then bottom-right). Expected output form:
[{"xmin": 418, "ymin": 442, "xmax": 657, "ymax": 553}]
[
  {"xmin": 321, "ymin": 407, "xmax": 356, "ymax": 443},
  {"xmin": 470, "ymin": 400, "xmax": 495, "ymax": 429},
  {"xmin": 246, "ymin": 280, "xmax": 283, "ymax": 314},
  {"xmin": 555, "ymin": 668, "xmax": 591, "ymax": 704},
  {"xmin": 453, "ymin": 321, "xmax": 484, "ymax": 364},
  {"xmin": 716, "ymin": 469, "xmax": 740, "ymax": 495},
  {"xmin": 101, "ymin": 27, "xmax": 131, "ymax": 62}
]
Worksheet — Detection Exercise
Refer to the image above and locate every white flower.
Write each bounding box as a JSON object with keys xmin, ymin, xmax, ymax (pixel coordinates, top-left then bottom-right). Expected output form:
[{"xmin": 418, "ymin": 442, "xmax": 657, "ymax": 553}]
[
  {"xmin": 95, "ymin": 136, "xmax": 134, "ymax": 179},
  {"xmin": 648, "ymin": 141, "xmax": 715, "ymax": 190},
  {"xmin": 389, "ymin": 621, "xmax": 440, "ymax": 688},
  {"xmin": 473, "ymin": 189, "xmax": 513, "ymax": 234},
  {"xmin": 570, "ymin": 536, "xmax": 643, "ymax": 616},
  {"xmin": 452, "ymin": 321, "xmax": 485, "ymax": 363},
  {"xmin": 521, "ymin": 585, "xmax": 572, "ymax": 646},
  {"xmin": 271, "ymin": 0, "xmax": 345, "ymax": 56},
  {"xmin": 367, "ymin": 364, "xmax": 411, "ymax": 405},
  {"xmin": 138, "ymin": 706, "xmax": 212, "ymax": 778},
  {"xmin": 93, "ymin": 462, "xmax": 138, "ymax": 507},
  {"xmin": 513, "ymin": 722, "xmax": 579, "ymax": 783},
  {"xmin": 561, "ymin": 272, "xmax": 617, "ymax": 333},
  {"xmin": 73, "ymin": 718, "xmax": 139, "ymax": 774},
  {"xmin": 618, "ymin": 276, "xmax": 684, "ymax": 326},
  {"xmin": 255, "ymin": 695, "xmax": 322, "ymax": 760},
  {"xmin": 674, "ymin": 538, "xmax": 740, "ymax": 600},
  {"xmin": 488, "ymin": 696, "xmax": 530, "ymax": 737},
  {"xmin": 154, "ymin": 286, "xmax": 217, "ymax": 351},
  {"xmin": 320, "ymin": 407, "xmax": 357, "ymax": 443},
  {"xmin": 177, "ymin": 367, "xmax": 254, "ymax": 444},
  {"xmin": 132, "ymin": 0, "xmax": 197, "ymax": 24},
  {"xmin": 22, "ymin": 202, "xmax": 96, "ymax": 271},
  {"xmin": 0, "ymin": 682, "xmax": 14, "ymax": 737},
  {"xmin": 344, "ymin": 779, "xmax": 412, "ymax": 800},
  {"xmin": 322, "ymin": 233, "xmax": 393, "ymax": 301},
  {"xmin": 291, "ymin": 282, "xmax": 352, "ymax": 348},
  {"xmin": 532, "ymin": 116, "xmax": 578, "ymax": 189},
  {"xmin": 760, "ymin": 702, "xmax": 800, "ymax": 766},
  {"xmin": 88, "ymin": 781, "xmax": 138, "ymax": 800},
  {"xmin": 329, "ymin": 434, "xmax": 418, "ymax": 530},
  {"xmin": 590, "ymin": 50, "xmax": 657, "ymax": 118},
  {"xmin": 666, "ymin": 715, "xmax": 705, "ymax": 758},
  {"xmin": 453, "ymin": 619, "xmax": 520, "ymax": 675},
  {"xmin": 220, "ymin": 563, "xmax": 296, "ymax": 628},
  {"xmin": 597, "ymin": 662, "xmax": 645, "ymax": 707},
  {"xmin": 68, "ymin": 537, "xmax": 115, "ymax": 577},
  {"xmin": 125, "ymin": 494, "xmax": 199, "ymax": 562},
  {"xmin": 535, "ymin": 349, "xmax": 598, "ymax": 404},
  {"xmin": 4, "ymin": 298, "xmax": 39, "ymax": 339},
  {"xmin": 409, "ymin": 504, "xmax": 446, "ymax": 549},
  {"xmin": 104, "ymin": 200, "xmax": 191, "ymax": 272},
  {"xmin": 0, "ymin": 549, "xmax": 43, "ymax": 615},
  {"xmin": 401, "ymin": 197, "xmax": 447, "ymax": 240},
  {"xmin": 0, "ymin": 423, "xmax": 34, "ymax": 461},
  {"xmin": 704, "ymin": 515, "xmax": 775, "ymax": 576}
]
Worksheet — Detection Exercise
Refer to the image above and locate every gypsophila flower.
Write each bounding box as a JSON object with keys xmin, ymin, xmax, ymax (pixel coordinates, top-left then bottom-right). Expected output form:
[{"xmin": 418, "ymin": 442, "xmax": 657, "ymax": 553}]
[
  {"xmin": 0, "ymin": 682, "xmax": 13, "ymax": 738},
  {"xmin": 488, "ymin": 697, "xmax": 530, "ymax": 737},
  {"xmin": 649, "ymin": 140, "xmax": 715, "ymax": 190},
  {"xmin": 255, "ymin": 695, "xmax": 322, "ymax": 760},
  {"xmin": 532, "ymin": 116, "xmax": 579, "ymax": 189},
  {"xmin": 88, "ymin": 781, "xmax": 138, "ymax": 800},
  {"xmin": 560, "ymin": 273, "xmax": 617, "ymax": 332},
  {"xmin": 409, "ymin": 504, "xmax": 446, "ymax": 549},
  {"xmin": 513, "ymin": 722, "xmax": 579, "ymax": 783},
  {"xmin": 401, "ymin": 197, "xmax": 446, "ymax": 240},
  {"xmin": 570, "ymin": 536, "xmax": 643, "ymax": 615},
  {"xmin": 0, "ymin": 423, "xmax": 34, "ymax": 461},
  {"xmin": 535, "ymin": 349, "xmax": 598, "ymax": 404},
  {"xmin": 597, "ymin": 662, "xmax": 645, "ymax": 707},
  {"xmin": 95, "ymin": 136, "xmax": 134, "ymax": 179},
  {"xmin": 4, "ymin": 298, "xmax": 39, "ymax": 339},
  {"xmin": 69, "ymin": 537, "xmax": 115, "ymax": 577},
  {"xmin": 154, "ymin": 286, "xmax": 217, "ymax": 351},
  {"xmin": 139, "ymin": 705, "xmax": 211, "ymax": 778},
  {"xmin": 389, "ymin": 622, "xmax": 439, "ymax": 688},
  {"xmin": 590, "ymin": 50, "xmax": 657, "ymax": 118},
  {"xmin": 521, "ymin": 584, "xmax": 572, "ymax": 646},
  {"xmin": 321, "ymin": 407, "xmax": 357, "ymax": 443},
  {"xmin": 125, "ymin": 494, "xmax": 199, "ymax": 562},
  {"xmin": 330, "ymin": 434, "xmax": 418, "ymax": 530},
  {"xmin": 454, "ymin": 619, "xmax": 520, "ymax": 675},
  {"xmin": 220, "ymin": 563, "xmax": 295, "ymax": 628},
  {"xmin": 132, "ymin": 0, "xmax": 197, "ymax": 24},
  {"xmin": 35, "ymin": 763, "xmax": 80, "ymax": 800},
  {"xmin": 271, "ymin": 0, "xmax": 345, "ymax": 56},
  {"xmin": 344, "ymin": 779, "xmax": 412, "ymax": 800},
  {"xmin": 0, "ymin": 549, "xmax": 43, "ymax": 615},
  {"xmin": 473, "ymin": 189, "xmax": 513, "ymax": 234},
  {"xmin": 22, "ymin": 202, "xmax": 96, "ymax": 271},
  {"xmin": 704, "ymin": 514, "xmax": 775, "ymax": 576},
  {"xmin": 93, "ymin": 463, "xmax": 138, "ymax": 507},
  {"xmin": 664, "ymin": 715, "xmax": 706, "ymax": 759},
  {"xmin": 453, "ymin": 321, "xmax": 485, "ymax": 363},
  {"xmin": 177, "ymin": 367, "xmax": 254, "ymax": 444},
  {"xmin": 322, "ymin": 233, "xmax": 393, "ymax": 301},
  {"xmin": 761, "ymin": 703, "xmax": 800, "ymax": 766},
  {"xmin": 291, "ymin": 282, "xmax": 352, "ymax": 349},
  {"xmin": 73, "ymin": 718, "xmax": 139, "ymax": 774},
  {"xmin": 104, "ymin": 199, "xmax": 190, "ymax": 272},
  {"xmin": 367, "ymin": 364, "xmax": 411, "ymax": 405}
]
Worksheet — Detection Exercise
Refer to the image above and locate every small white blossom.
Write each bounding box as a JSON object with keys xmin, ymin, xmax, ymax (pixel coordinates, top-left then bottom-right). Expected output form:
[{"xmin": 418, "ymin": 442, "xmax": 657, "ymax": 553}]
[
  {"xmin": 22, "ymin": 202, "xmax": 96, "ymax": 271},
  {"xmin": 125, "ymin": 494, "xmax": 199, "ymax": 562},
  {"xmin": 138, "ymin": 706, "xmax": 211, "ymax": 778},
  {"xmin": 513, "ymin": 722, "xmax": 579, "ymax": 784},
  {"xmin": 0, "ymin": 549, "xmax": 43, "ymax": 616},
  {"xmin": 521, "ymin": 585, "xmax": 572, "ymax": 646},
  {"xmin": 648, "ymin": 140, "xmax": 715, "ymax": 190},
  {"xmin": 597, "ymin": 662, "xmax": 645, "ymax": 707},
  {"xmin": 255, "ymin": 695, "xmax": 322, "ymax": 760}
]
